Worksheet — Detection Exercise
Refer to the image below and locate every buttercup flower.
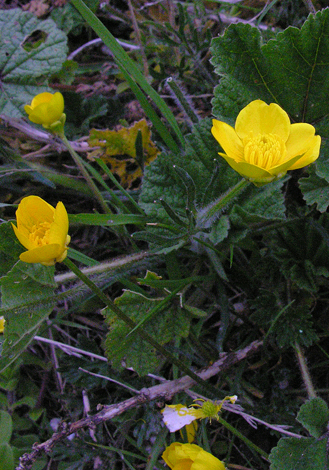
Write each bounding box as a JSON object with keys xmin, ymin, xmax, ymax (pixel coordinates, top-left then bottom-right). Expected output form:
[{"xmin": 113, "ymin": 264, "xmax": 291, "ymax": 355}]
[
  {"xmin": 12, "ymin": 196, "xmax": 70, "ymax": 266},
  {"xmin": 162, "ymin": 442, "xmax": 226, "ymax": 470},
  {"xmin": 0, "ymin": 317, "xmax": 5, "ymax": 334},
  {"xmin": 211, "ymin": 100, "xmax": 321, "ymax": 186},
  {"xmin": 162, "ymin": 396, "xmax": 237, "ymax": 432},
  {"xmin": 24, "ymin": 92, "xmax": 65, "ymax": 129}
]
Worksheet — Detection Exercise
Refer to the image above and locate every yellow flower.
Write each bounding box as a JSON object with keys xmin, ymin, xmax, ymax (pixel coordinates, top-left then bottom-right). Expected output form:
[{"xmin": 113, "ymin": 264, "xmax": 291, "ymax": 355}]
[
  {"xmin": 162, "ymin": 396, "xmax": 237, "ymax": 432},
  {"xmin": 0, "ymin": 317, "xmax": 5, "ymax": 334},
  {"xmin": 211, "ymin": 100, "xmax": 321, "ymax": 186},
  {"xmin": 162, "ymin": 442, "xmax": 226, "ymax": 470},
  {"xmin": 24, "ymin": 92, "xmax": 65, "ymax": 128},
  {"xmin": 12, "ymin": 196, "xmax": 70, "ymax": 266}
]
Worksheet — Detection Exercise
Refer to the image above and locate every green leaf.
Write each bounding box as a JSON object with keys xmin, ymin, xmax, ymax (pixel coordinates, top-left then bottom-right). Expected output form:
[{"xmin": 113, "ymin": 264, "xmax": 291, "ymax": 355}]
[
  {"xmin": 208, "ymin": 216, "xmax": 230, "ymax": 245},
  {"xmin": 269, "ymin": 437, "xmax": 327, "ymax": 470},
  {"xmin": 0, "ymin": 8, "xmax": 67, "ymax": 118},
  {"xmin": 299, "ymin": 174, "xmax": 329, "ymax": 213},
  {"xmin": 103, "ymin": 287, "xmax": 190, "ymax": 376},
  {"xmin": 229, "ymin": 179, "xmax": 286, "ymax": 230},
  {"xmin": 139, "ymin": 119, "xmax": 240, "ymax": 225},
  {"xmin": 69, "ymin": 213, "xmax": 146, "ymax": 226},
  {"xmin": 211, "ymin": 9, "xmax": 329, "ymax": 127},
  {"xmin": 0, "ymin": 443, "xmax": 14, "ymax": 470},
  {"xmin": 297, "ymin": 398, "xmax": 329, "ymax": 439},
  {"xmin": 0, "ymin": 411, "xmax": 12, "ymax": 444},
  {"xmin": 268, "ymin": 215, "xmax": 329, "ymax": 292},
  {"xmin": 0, "ymin": 223, "xmax": 25, "ymax": 278}
]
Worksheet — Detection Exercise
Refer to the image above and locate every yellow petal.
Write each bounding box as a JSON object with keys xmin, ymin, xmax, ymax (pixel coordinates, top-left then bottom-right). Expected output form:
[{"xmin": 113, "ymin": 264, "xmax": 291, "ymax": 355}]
[
  {"xmin": 212, "ymin": 120, "xmax": 244, "ymax": 161},
  {"xmin": 49, "ymin": 201, "xmax": 69, "ymax": 246},
  {"xmin": 28, "ymin": 102, "xmax": 54, "ymax": 125},
  {"xmin": 285, "ymin": 123, "xmax": 316, "ymax": 159},
  {"xmin": 31, "ymin": 92, "xmax": 53, "ymax": 107},
  {"xmin": 16, "ymin": 196, "xmax": 54, "ymax": 232},
  {"xmin": 287, "ymin": 135, "xmax": 321, "ymax": 170},
  {"xmin": 174, "ymin": 461, "xmax": 192, "ymax": 470},
  {"xmin": 12, "ymin": 222, "xmax": 35, "ymax": 251},
  {"xmin": 19, "ymin": 244, "xmax": 62, "ymax": 266},
  {"xmin": 219, "ymin": 152, "xmax": 273, "ymax": 180},
  {"xmin": 191, "ymin": 449, "xmax": 225, "ymax": 470},
  {"xmin": 235, "ymin": 100, "xmax": 291, "ymax": 142},
  {"xmin": 163, "ymin": 443, "xmax": 182, "ymax": 468},
  {"xmin": 24, "ymin": 104, "xmax": 33, "ymax": 116},
  {"xmin": 269, "ymin": 153, "xmax": 309, "ymax": 176}
]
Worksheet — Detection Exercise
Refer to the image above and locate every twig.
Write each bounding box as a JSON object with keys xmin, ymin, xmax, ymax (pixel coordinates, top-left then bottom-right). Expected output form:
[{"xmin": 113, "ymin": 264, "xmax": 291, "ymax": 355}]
[
  {"xmin": 0, "ymin": 115, "xmax": 94, "ymax": 153},
  {"xmin": 67, "ymin": 37, "xmax": 140, "ymax": 60},
  {"xmin": 16, "ymin": 339, "xmax": 263, "ymax": 470}
]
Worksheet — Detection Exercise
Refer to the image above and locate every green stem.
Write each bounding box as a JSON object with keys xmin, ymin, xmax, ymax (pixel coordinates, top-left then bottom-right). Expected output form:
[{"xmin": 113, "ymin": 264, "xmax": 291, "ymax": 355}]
[
  {"xmin": 197, "ymin": 179, "xmax": 250, "ymax": 227},
  {"xmin": 60, "ymin": 135, "xmax": 111, "ymax": 215},
  {"xmin": 294, "ymin": 342, "xmax": 317, "ymax": 399},
  {"xmin": 217, "ymin": 415, "xmax": 269, "ymax": 460},
  {"xmin": 63, "ymin": 258, "xmax": 221, "ymax": 397}
]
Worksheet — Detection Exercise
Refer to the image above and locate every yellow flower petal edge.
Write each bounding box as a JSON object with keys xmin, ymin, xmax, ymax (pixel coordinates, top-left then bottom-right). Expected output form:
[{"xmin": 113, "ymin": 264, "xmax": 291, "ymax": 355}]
[
  {"xmin": 12, "ymin": 196, "xmax": 70, "ymax": 266},
  {"xmin": 0, "ymin": 317, "xmax": 5, "ymax": 334},
  {"xmin": 24, "ymin": 92, "xmax": 65, "ymax": 128},
  {"xmin": 211, "ymin": 100, "xmax": 321, "ymax": 185},
  {"xmin": 162, "ymin": 443, "xmax": 226, "ymax": 470}
]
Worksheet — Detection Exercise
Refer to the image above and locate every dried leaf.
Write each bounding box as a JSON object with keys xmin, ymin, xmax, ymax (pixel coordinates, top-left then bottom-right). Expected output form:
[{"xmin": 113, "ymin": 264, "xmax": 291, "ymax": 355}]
[{"xmin": 88, "ymin": 119, "xmax": 159, "ymax": 188}]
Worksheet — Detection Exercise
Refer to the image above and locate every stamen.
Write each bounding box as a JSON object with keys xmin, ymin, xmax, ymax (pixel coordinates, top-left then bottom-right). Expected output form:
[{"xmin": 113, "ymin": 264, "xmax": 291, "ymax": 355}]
[{"xmin": 243, "ymin": 133, "xmax": 286, "ymax": 169}]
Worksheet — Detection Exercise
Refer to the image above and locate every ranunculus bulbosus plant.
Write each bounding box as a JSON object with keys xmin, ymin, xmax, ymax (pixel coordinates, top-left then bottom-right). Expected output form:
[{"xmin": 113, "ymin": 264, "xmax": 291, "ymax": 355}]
[
  {"xmin": 12, "ymin": 195, "xmax": 70, "ymax": 266},
  {"xmin": 211, "ymin": 100, "xmax": 321, "ymax": 186}
]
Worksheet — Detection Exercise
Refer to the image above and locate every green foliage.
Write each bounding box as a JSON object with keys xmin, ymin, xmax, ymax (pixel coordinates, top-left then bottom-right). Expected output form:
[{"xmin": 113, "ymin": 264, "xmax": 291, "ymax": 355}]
[
  {"xmin": 3, "ymin": 2, "xmax": 329, "ymax": 469},
  {"xmin": 0, "ymin": 411, "xmax": 12, "ymax": 444},
  {"xmin": 268, "ymin": 215, "xmax": 329, "ymax": 292},
  {"xmin": 269, "ymin": 398, "xmax": 329, "ymax": 470},
  {"xmin": 297, "ymin": 397, "xmax": 329, "ymax": 438},
  {"xmin": 103, "ymin": 272, "xmax": 190, "ymax": 375},
  {"xmin": 211, "ymin": 9, "xmax": 329, "ymax": 125},
  {"xmin": 0, "ymin": 412, "xmax": 14, "ymax": 470},
  {"xmin": 0, "ymin": 223, "xmax": 56, "ymax": 373},
  {"xmin": 251, "ymin": 293, "xmax": 318, "ymax": 348},
  {"xmin": 0, "ymin": 9, "xmax": 67, "ymax": 117}
]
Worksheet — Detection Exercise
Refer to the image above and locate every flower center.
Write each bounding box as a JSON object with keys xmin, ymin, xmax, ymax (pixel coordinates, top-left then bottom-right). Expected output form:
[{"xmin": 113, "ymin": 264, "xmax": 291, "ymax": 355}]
[
  {"xmin": 243, "ymin": 133, "xmax": 286, "ymax": 169},
  {"xmin": 29, "ymin": 221, "xmax": 51, "ymax": 246},
  {"xmin": 201, "ymin": 401, "xmax": 218, "ymax": 418}
]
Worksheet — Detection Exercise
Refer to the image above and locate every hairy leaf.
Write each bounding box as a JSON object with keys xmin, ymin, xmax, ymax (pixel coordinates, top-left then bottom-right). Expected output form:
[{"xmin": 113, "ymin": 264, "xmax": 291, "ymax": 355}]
[
  {"xmin": 0, "ymin": 8, "xmax": 67, "ymax": 117},
  {"xmin": 297, "ymin": 398, "xmax": 329, "ymax": 438}
]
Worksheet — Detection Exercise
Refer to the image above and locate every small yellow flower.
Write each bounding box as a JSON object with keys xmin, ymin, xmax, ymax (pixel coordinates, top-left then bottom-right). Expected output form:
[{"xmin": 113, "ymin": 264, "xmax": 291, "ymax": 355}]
[
  {"xmin": 211, "ymin": 100, "xmax": 321, "ymax": 186},
  {"xmin": 162, "ymin": 396, "xmax": 237, "ymax": 432},
  {"xmin": 24, "ymin": 92, "xmax": 65, "ymax": 129},
  {"xmin": 0, "ymin": 317, "xmax": 5, "ymax": 334},
  {"xmin": 162, "ymin": 442, "xmax": 226, "ymax": 470},
  {"xmin": 12, "ymin": 196, "xmax": 70, "ymax": 266}
]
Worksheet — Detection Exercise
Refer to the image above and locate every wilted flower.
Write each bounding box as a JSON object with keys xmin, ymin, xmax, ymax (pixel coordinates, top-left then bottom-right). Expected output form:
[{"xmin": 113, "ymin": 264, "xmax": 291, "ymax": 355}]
[
  {"xmin": 162, "ymin": 442, "xmax": 226, "ymax": 470},
  {"xmin": 24, "ymin": 92, "xmax": 65, "ymax": 129},
  {"xmin": 12, "ymin": 196, "xmax": 70, "ymax": 266},
  {"xmin": 0, "ymin": 317, "xmax": 5, "ymax": 334},
  {"xmin": 211, "ymin": 100, "xmax": 321, "ymax": 186},
  {"xmin": 162, "ymin": 396, "xmax": 237, "ymax": 432}
]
